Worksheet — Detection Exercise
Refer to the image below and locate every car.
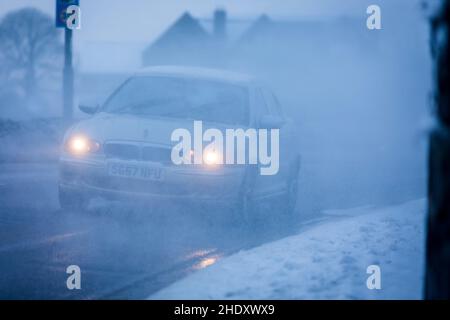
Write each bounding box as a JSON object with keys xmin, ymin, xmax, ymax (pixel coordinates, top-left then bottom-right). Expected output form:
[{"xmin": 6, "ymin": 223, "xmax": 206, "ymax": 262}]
[{"xmin": 59, "ymin": 66, "xmax": 300, "ymax": 223}]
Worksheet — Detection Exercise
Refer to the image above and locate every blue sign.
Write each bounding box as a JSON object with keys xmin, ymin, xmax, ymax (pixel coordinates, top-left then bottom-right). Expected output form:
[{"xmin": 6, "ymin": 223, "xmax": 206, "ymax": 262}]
[{"xmin": 55, "ymin": 0, "xmax": 80, "ymax": 28}]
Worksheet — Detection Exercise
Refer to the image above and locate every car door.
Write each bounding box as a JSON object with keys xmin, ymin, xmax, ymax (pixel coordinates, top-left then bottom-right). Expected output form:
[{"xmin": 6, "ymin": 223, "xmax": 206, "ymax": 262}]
[
  {"xmin": 252, "ymin": 87, "xmax": 289, "ymax": 197},
  {"xmin": 262, "ymin": 86, "xmax": 298, "ymax": 177}
]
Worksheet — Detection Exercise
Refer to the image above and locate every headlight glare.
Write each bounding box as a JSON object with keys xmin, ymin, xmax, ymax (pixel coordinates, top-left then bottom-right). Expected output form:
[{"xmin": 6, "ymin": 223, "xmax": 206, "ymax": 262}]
[
  {"xmin": 204, "ymin": 150, "xmax": 220, "ymax": 165},
  {"xmin": 66, "ymin": 136, "xmax": 100, "ymax": 155}
]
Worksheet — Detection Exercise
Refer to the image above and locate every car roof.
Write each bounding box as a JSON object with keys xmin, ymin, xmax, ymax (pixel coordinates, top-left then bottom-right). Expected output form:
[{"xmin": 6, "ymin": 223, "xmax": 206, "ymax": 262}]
[{"xmin": 136, "ymin": 65, "xmax": 257, "ymax": 86}]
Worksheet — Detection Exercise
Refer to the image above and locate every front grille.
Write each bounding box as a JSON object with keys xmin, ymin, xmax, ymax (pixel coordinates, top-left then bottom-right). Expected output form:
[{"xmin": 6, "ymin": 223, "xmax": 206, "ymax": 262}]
[
  {"xmin": 104, "ymin": 142, "xmax": 172, "ymax": 164},
  {"xmin": 104, "ymin": 143, "xmax": 140, "ymax": 160},
  {"xmin": 142, "ymin": 146, "xmax": 172, "ymax": 164}
]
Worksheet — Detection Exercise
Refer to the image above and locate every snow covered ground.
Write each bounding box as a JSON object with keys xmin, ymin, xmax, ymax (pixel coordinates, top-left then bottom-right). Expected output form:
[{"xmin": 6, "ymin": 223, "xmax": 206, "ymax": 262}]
[{"xmin": 150, "ymin": 199, "xmax": 426, "ymax": 300}]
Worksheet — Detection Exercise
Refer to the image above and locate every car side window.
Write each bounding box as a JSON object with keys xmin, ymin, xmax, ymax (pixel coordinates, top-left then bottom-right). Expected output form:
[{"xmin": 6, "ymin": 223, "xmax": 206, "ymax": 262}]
[
  {"xmin": 262, "ymin": 88, "xmax": 284, "ymax": 117},
  {"xmin": 255, "ymin": 89, "xmax": 270, "ymax": 115}
]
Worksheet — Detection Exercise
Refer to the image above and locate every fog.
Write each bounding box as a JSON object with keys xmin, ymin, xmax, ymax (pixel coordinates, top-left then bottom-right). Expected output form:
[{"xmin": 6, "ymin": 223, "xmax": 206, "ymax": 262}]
[
  {"xmin": 75, "ymin": 0, "xmax": 431, "ymax": 211},
  {"xmin": 0, "ymin": 0, "xmax": 433, "ymax": 299}
]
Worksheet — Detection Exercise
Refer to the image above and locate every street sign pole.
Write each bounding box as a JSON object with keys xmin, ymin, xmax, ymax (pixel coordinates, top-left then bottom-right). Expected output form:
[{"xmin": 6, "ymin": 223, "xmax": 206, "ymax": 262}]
[
  {"xmin": 56, "ymin": 0, "xmax": 79, "ymax": 120},
  {"xmin": 63, "ymin": 27, "xmax": 74, "ymax": 120}
]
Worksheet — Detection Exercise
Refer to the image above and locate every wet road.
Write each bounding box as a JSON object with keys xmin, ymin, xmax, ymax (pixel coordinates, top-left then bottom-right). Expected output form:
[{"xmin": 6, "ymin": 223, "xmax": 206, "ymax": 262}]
[
  {"xmin": 0, "ymin": 159, "xmax": 425, "ymax": 299},
  {"xmin": 0, "ymin": 163, "xmax": 311, "ymax": 299}
]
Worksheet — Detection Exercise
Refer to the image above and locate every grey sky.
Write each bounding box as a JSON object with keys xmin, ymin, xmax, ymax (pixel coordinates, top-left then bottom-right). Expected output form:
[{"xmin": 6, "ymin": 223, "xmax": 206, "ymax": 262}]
[
  {"xmin": 0, "ymin": 0, "xmax": 426, "ymax": 72},
  {"xmin": 0, "ymin": 1, "xmax": 418, "ymax": 42}
]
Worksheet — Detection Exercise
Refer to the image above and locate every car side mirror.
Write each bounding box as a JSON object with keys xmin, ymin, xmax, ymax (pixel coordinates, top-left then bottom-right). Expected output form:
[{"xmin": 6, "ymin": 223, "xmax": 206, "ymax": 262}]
[
  {"xmin": 79, "ymin": 104, "xmax": 98, "ymax": 115},
  {"xmin": 259, "ymin": 115, "xmax": 285, "ymax": 129}
]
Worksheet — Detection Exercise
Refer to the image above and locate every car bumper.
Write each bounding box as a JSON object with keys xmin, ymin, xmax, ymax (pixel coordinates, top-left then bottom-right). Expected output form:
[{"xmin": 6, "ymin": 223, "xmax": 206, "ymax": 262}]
[{"xmin": 58, "ymin": 156, "xmax": 245, "ymax": 204}]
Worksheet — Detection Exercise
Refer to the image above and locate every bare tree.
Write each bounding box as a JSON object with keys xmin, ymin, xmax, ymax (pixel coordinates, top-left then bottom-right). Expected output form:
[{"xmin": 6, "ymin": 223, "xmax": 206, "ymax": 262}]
[{"xmin": 0, "ymin": 8, "xmax": 62, "ymax": 113}]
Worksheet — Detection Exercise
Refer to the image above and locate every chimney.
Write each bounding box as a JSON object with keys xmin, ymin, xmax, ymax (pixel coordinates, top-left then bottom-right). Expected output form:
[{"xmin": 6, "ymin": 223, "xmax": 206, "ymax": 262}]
[{"xmin": 213, "ymin": 9, "xmax": 226, "ymax": 40}]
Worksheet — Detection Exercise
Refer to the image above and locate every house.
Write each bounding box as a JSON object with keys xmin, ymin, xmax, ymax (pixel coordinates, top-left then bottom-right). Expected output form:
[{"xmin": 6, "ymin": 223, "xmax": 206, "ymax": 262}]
[
  {"xmin": 142, "ymin": 9, "xmax": 378, "ymax": 71},
  {"xmin": 142, "ymin": 10, "xmax": 230, "ymax": 67}
]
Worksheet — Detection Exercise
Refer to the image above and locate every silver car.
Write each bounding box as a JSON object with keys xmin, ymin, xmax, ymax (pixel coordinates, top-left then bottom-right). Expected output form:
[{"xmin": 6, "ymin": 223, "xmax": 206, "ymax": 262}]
[{"xmin": 59, "ymin": 66, "xmax": 300, "ymax": 223}]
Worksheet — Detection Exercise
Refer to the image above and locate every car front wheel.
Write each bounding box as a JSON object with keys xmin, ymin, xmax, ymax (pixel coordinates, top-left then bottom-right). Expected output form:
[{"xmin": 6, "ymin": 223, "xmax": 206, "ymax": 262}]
[{"xmin": 233, "ymin": 166, "xmax": 258, "ymax": 226}]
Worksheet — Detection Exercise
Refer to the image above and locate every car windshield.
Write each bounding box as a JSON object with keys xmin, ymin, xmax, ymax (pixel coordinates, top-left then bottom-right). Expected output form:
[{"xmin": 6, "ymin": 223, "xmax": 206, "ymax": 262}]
[{"xmin": 103, "ymin": 76, "xmax": 250, "ymax": 126}]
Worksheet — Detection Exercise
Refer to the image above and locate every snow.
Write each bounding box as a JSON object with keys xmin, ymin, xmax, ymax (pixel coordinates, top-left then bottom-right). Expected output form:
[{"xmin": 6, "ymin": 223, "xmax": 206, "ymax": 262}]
[{"xmin": 150, "ymin": 199, "xmax": 426, "ymax": 300}]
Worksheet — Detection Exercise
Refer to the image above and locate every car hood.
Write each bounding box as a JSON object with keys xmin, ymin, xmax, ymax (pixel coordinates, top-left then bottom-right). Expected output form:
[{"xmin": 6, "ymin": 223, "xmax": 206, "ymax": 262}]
[{"xmin": 66, "ymin": 112, "xmax": 235, "ymax": 146}]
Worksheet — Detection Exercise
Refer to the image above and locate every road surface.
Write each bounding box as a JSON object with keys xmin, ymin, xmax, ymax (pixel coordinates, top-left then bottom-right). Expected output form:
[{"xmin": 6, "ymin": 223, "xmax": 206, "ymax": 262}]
[
  {"xmin": 0, "ymin": 160, "xmax": 425, "ymax": 299},
  {"xmin": 0, "ymin": 163, "xmax": 314, "ymax": 299}
]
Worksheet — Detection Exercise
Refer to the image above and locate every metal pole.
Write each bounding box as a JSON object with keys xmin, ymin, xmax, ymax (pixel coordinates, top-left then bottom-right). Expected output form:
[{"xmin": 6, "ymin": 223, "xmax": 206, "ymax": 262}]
[{"xmin": 63, "ymin": 27, "xmax": 74, "ymax": 120}]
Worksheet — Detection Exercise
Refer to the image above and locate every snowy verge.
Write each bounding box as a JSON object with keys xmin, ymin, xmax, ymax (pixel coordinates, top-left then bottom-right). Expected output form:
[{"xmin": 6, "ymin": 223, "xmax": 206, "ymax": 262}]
[{"xmin": 150, "ymin": 199, "xmax": 426, "ymax": 299}]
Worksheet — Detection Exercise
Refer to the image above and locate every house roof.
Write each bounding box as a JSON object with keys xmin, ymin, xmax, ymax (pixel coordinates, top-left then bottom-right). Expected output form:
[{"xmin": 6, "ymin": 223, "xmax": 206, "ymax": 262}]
[
  {"xmin": 197, "ymin": 17, "xmax": 255, "ymax": 43},
  {"xmin": 143, "ymin": 12, "xmax": 212, "ymax": 58},
  {"xmin": 142, "ymin": 11, "xmax": 373, "ymax": 68}
]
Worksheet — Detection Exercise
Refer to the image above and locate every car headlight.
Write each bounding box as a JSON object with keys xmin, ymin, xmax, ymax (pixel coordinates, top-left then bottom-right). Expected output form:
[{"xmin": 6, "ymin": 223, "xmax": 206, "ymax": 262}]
[
  {"xmin": 65, "ymin": 136, "xmax": 101, "ymax": 155},
  {"xmin": 203, "ymin": 150, "xmax": 220, "ymax": 165}
]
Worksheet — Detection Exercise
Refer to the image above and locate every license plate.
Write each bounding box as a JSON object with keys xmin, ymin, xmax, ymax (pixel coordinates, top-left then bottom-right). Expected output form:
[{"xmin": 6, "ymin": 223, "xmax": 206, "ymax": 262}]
[{"xmin": 108, "ymin": 162, "xmax": 164, "ymax": 181}]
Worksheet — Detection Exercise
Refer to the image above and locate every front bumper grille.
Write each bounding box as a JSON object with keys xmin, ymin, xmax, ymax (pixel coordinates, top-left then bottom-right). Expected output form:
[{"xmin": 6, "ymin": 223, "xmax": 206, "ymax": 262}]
[
  {"xmin": 142, "ymin": 146, "xmax": 171, "ymax": 163},
  {"xmin": 104, "ymin": 142, "xmax": 172, "ymax": 164},
  {"xmin": 104, "ymin": 143, "xmax": 140, "ymax": 160}
]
